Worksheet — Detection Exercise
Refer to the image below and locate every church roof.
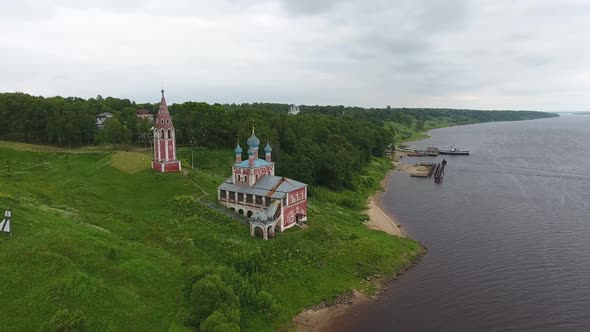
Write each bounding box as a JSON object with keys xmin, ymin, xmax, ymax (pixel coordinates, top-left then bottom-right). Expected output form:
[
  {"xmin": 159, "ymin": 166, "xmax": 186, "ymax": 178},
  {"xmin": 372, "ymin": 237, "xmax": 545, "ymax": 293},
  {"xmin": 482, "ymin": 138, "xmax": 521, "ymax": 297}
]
[
  {"xmin": 218, "ymin": 175, "xmax": 306, "ymax": 199},
  {"xmin": 252, "ymin": 200, "xmax": 281, "ymax": 224},
  {"xmin": 264, "ymin": 143, "xmax": 272, "ymax": 153},
  {"xmin": 247, "ymin": 127, "xmax": 260, "ymax": 147},
  {"xmin": 234, "ymin": 159, "xmax": 272, "ymax": 168},
  {"xmin": 155, "ymin": 89, "xmax": 175, "ymax": 130}
]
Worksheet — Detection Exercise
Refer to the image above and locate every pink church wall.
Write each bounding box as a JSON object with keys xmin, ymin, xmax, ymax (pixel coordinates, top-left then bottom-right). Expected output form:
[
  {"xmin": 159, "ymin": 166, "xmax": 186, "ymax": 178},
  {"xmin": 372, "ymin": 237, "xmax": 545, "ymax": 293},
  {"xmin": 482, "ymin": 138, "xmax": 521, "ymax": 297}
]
[
  {"xmin": 152, "ymin": 160, "xmax": 181, "ymax": 173},
  {"xmin": 167, "ymin": 141, "xmax": 174, "ymax": 160},
  {"xmin": 283, "ymin": 200, "xmax": 307, "ymax": 228},
  {"xmin": 158, "ymin": 141, "xmax": 166, "ymax": 161},
  {"xmin": 164, "ymin": 162, "xmax": 180, "ymax": 172},
  {"xmin": 288, "ymin": 187, "xmax": 307, "ymax": 204}
]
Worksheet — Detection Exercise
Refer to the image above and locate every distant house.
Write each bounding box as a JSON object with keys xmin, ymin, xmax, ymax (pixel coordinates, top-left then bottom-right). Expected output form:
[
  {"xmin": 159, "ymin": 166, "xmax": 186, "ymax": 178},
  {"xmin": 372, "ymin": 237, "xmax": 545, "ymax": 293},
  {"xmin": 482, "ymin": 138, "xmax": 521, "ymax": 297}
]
[
  {"xmin": 96, "ymin": 112, "xmax": 113, "ymax": 130},
  {"xmin": 288, "ymin": 104, "xmax": 300, "ymax": 115},
  {"xmin": 136, "ymin": 109, "xmax": 154, "ymax": 122}
]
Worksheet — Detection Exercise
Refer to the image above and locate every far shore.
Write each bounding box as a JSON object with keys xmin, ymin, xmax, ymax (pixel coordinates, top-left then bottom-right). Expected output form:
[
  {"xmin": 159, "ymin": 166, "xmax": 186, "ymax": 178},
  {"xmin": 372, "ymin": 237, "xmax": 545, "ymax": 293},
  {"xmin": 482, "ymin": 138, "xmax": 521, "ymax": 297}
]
[{"xmin": 292, "ymin": 153, "xmax": 410, "ymax": 331}]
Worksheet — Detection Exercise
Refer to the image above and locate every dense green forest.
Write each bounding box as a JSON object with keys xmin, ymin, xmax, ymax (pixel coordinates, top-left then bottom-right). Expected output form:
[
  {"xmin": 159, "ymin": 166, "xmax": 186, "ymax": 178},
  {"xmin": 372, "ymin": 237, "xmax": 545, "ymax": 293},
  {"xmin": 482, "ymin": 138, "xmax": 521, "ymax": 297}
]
[{"xmin": 0, "ymin": 92, "xmax": 558, "ymax": 189}]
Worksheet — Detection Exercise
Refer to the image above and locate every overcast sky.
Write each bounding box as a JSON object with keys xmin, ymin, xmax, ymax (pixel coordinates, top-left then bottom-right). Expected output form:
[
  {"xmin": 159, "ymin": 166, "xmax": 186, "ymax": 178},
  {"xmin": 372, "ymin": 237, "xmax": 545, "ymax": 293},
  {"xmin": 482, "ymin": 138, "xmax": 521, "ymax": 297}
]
[{"xmin": 1, "ymin": 0, "xmax": 589, "ymax": 111}]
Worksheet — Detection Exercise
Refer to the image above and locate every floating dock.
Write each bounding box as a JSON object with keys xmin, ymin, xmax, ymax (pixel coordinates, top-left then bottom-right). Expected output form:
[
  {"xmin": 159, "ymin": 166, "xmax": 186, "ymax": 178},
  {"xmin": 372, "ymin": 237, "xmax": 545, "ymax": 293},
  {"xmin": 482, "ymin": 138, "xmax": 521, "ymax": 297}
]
[
  {"xmin": 404, "ymin": 146, "xmax": 469, "ymax": 157},
  {"xmin": 408, "ymin": 162, "xmax": 436, "ymax": 178}
]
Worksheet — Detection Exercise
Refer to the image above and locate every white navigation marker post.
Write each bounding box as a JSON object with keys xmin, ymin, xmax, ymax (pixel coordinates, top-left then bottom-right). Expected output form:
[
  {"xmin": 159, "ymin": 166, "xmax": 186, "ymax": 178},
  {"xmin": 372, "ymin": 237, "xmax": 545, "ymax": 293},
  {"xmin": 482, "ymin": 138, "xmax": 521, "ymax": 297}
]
[{"xmin": 1, "ymin": 209, "xmax": 12, "ymax": 238}]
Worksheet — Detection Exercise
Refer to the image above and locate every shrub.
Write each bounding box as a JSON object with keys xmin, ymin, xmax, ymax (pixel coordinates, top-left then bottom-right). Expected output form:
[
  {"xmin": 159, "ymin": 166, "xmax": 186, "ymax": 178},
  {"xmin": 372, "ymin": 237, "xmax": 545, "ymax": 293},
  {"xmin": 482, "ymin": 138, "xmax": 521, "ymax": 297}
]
[
  {"xmin": 190, "ymin": 274, "xmax": 240, "ymax": 325},
  {"xmin": 200, "ymin": 310, "xmax": 240, "ymax": 332},
  {"xmin": 255, "ymin": 290, "xmax": 280, "ymax": 317}
]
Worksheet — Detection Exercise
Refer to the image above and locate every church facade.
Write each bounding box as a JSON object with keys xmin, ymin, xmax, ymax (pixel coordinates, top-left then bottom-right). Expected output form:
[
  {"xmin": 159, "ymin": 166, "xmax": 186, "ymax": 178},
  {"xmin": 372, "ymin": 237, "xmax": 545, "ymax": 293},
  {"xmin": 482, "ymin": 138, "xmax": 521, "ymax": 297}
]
[
  {"xmin": 217, "ymin": 128, "xmax": 307, "ymax": 238},
  {"xmin": 151, "ymin": 90, "xmax": 181, "ymax": 172}
]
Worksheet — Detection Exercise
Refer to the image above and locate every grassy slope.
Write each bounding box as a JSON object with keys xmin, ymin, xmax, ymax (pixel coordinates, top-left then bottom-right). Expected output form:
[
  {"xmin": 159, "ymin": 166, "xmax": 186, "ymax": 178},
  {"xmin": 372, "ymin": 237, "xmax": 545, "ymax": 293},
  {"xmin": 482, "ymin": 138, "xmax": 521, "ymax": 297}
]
[
  {"xmin": 0, "ymin": 144, "xmax": 422, "ymax": 331},
  {"xmin": 386, "ymin": 117, "xmax": 463, "ymax": 143}
]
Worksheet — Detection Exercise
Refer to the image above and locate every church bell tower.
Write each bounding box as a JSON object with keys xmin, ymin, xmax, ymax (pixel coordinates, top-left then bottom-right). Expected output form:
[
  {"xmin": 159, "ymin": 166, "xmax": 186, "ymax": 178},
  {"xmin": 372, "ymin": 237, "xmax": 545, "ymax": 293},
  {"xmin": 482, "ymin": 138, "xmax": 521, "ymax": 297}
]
[{"xmin": 151, "ymin": 89, "xmax": 181, "ymax": 172}]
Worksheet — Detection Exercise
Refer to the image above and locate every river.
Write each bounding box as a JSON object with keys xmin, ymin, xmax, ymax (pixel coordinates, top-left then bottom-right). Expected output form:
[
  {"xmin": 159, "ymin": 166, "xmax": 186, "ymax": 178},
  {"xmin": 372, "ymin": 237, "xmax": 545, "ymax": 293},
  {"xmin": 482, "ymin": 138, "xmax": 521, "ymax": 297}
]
[{"xmin": 330, "ymin": 115, "xmax": 590, "ymax": 331}]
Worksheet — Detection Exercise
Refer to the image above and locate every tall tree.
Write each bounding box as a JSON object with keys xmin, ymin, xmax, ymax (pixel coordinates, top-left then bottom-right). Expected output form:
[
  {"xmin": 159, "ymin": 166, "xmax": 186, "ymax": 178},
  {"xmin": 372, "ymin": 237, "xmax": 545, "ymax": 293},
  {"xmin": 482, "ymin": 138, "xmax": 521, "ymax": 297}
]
[{"xmin": 101, "ymin": 117, "xmax": 129, "ymax": 151}]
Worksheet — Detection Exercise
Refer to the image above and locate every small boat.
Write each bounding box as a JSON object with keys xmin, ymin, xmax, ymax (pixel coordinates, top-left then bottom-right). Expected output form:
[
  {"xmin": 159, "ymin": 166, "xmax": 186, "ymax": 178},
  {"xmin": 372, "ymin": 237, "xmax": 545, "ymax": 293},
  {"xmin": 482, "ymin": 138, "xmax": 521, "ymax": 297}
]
[
  {"xmin": 407, "ymin": 150, "xmax": 427, "ymax": 156},
  {"xmin": 439, "ymin": 146, "xmax": 470, "ymax": 155}
]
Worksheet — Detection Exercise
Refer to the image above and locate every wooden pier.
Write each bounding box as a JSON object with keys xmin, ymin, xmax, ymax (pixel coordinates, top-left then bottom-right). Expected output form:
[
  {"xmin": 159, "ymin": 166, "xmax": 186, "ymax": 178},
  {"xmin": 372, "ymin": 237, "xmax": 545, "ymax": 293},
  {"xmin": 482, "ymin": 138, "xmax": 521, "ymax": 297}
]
[
  {"xmin": 402, "ymin": 159, "xmax": 447, "ymax": 183},
  {"xmin": 433, "ymin": 162, "xmax": 445, "ymax": 183}
]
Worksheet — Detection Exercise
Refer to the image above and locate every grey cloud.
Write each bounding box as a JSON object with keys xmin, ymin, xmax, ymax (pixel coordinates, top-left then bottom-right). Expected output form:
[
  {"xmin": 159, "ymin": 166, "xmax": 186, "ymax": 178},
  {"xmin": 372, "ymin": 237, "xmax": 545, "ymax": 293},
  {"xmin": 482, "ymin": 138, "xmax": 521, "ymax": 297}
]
[
  {"xmin": 278, "ymin": 0, "xmax": 344, "ymax": 15},
  {"xmin": 0, "ymin": 0, "xmax": 589, "ymax": 111}
]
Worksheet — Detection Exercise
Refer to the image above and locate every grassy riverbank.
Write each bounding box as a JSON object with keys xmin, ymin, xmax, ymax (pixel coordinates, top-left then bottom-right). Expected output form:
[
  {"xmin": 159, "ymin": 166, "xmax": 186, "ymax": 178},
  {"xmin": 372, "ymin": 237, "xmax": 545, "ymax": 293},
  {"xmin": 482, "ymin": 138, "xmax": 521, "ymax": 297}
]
[{"xmin": 0, "ymin": 143, "xmax": 422, "ymax": 331}]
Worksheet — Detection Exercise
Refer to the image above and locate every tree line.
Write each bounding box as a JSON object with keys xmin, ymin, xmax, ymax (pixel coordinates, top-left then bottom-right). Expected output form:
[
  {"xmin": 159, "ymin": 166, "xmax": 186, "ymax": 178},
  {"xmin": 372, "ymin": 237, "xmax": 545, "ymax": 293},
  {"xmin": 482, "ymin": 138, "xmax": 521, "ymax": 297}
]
[
  {"xmin": 0, "ymin": 92, "xmax": 159, "ymax": 147},
  {"xmin": 0, "ymin": 92, "xmax": 558, "ymax": 190}
]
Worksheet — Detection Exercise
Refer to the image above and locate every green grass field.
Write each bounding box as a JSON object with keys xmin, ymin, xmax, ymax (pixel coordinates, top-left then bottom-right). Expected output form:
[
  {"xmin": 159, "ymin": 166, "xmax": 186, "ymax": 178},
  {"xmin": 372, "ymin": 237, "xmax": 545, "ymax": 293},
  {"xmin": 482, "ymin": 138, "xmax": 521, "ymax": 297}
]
[
  {"xmin": 0, "ymin": 143, "xmax": 422, "ymax": 331},
  {"xmin": 385, "ymin": 117, "xmax": 474, "ymax": 143}
]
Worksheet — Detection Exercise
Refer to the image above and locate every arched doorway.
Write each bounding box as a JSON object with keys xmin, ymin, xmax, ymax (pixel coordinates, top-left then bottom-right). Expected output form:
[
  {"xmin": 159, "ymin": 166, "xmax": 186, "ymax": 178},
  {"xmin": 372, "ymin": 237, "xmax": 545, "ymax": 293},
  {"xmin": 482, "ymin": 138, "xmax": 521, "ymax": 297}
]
[
  {"xmin": 238, "ymin": 209, "xmax": 244, "ymax": 215},
  {"xmin": 254, "ymin": 226, "xmax": 264, "ymax": 239},
  {"xmin": 267, "ymin": 225, "xmax": 275, "ymax": 239},
  {"xmin": 247, "ymin": 211, "xmax": 253, "ymax": 218}
]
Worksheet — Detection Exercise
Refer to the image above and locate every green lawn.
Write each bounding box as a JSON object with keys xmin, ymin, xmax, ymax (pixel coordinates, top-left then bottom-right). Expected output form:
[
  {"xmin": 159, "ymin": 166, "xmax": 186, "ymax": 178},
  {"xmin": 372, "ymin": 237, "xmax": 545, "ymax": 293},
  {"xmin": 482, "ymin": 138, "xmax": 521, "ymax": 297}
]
[{"xmin": 0, "ymin": 143, "xmax": 422, "ymax": 331}]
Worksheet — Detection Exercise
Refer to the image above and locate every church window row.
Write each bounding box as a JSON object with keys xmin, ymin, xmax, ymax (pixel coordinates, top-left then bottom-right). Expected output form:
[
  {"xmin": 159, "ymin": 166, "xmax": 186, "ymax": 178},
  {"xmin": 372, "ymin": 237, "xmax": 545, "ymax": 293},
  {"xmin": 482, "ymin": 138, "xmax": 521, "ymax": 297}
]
[
  {"xmin": 235, "ymin": 174, "xmax": 248, "ymax": 183},
  {"xmin": 289, "ymin": 191, "xmax": 304, "ymax": 204},
  {"xmin": 221, "ymin": 191, "xmax": 273, "ymax": 207}
]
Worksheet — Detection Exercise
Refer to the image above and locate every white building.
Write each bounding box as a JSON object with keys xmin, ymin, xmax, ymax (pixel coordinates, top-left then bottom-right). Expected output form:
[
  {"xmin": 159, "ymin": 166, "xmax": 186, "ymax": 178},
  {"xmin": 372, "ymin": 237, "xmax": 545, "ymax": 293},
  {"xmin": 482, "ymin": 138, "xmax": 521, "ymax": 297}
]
[
  {"xmin": 96, "ymin": 112, "xmax": 114, "ymax": 130},
  {"xmin": 288, "ymin": 104, "xmax": 300, "ymax": 115}
]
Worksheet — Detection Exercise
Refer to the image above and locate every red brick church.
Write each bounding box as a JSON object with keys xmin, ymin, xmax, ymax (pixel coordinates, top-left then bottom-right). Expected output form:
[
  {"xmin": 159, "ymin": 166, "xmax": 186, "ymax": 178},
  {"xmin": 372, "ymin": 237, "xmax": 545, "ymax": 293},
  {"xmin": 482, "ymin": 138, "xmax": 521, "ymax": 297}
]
[
  {"xmin": 217, "ymin": 128, "xmax": 308, "ymax": 239},
  {"xmin": 152, "ymin": 89, "xmax": 181, "ymax": 172}
]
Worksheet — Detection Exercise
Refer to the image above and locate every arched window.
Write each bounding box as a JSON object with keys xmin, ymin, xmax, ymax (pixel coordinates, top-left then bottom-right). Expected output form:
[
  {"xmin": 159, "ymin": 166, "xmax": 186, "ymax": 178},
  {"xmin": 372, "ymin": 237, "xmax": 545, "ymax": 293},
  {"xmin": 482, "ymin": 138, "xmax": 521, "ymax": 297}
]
[
  {"xmin": 161, "ymin": 130, "xmax": 165, "ymax": 139},
  {"xmin": 244, "ymin": 175, "xmax": 248, "ymax": 183},
  {"xmin": 168, "ymin": 129, "xmax": 171, "ymax": 138}
]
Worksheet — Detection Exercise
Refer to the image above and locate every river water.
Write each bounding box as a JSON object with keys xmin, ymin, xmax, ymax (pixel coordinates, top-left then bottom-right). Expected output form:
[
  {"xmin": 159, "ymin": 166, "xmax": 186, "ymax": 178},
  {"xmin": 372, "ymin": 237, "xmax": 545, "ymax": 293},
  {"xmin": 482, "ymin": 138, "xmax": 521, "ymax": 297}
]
[{"xmin": 331, "ymin": 115, "xmax": 590, "ymax": 331}]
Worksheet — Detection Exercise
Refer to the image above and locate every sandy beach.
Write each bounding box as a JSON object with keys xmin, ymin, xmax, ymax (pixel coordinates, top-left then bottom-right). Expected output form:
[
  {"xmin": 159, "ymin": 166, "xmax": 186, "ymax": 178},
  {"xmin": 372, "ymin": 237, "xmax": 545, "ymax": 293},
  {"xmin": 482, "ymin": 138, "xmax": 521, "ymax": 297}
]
[
  {"xmin": 291, "ymin": 164, "xmax": 407, "ymax": 331},
  {"xmin": 365, "ymin": 170, "xmax": 406, "ymax": 237},
  {"xmin": 291, "ymin": 290, "xmax": 371, "ymax": 332}
]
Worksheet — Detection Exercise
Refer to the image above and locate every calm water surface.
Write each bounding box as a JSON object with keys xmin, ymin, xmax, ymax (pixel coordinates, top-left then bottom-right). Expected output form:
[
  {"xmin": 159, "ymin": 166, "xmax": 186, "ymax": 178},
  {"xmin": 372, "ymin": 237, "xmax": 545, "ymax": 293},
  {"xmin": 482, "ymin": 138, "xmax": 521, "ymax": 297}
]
[{"xmin": 332, "ymin": 115, "xmax": 590, "ymax": 331}]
